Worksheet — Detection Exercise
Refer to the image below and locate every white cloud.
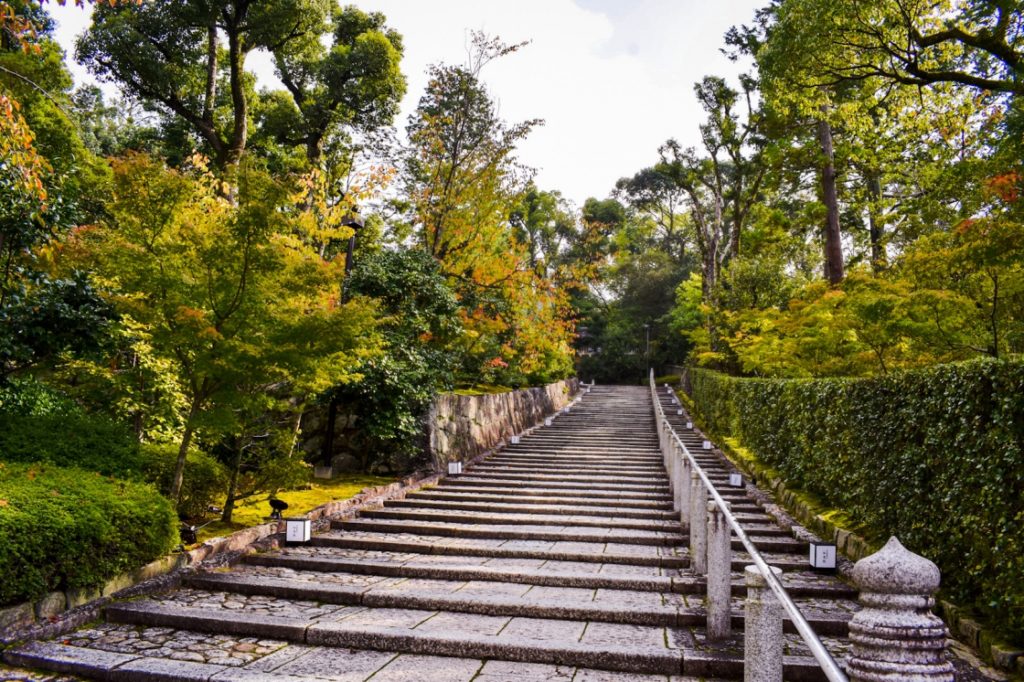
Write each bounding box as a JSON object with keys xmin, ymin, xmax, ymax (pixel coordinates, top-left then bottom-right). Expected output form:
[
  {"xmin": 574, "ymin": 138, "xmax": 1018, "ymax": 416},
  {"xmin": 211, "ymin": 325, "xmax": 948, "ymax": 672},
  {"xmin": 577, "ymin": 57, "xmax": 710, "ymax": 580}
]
[{"xmin": 46, "ymin": 0, "xmax": 763, "ymax": 206}]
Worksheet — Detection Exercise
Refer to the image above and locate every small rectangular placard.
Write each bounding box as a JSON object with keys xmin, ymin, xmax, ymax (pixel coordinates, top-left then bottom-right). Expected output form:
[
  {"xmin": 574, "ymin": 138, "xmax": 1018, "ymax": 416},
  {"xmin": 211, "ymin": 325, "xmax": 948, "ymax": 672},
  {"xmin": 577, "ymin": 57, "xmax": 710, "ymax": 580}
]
[
  {"xmin": 447, "ymin": 461, "xmax": 463, "ymax": 475},
  {"xmin": 728, "ymin": 473, "xmax": 743, "ymax": 487},
  {"xmin": 810, "ymin": 541, "xmax": 837, "ymax": 570},
  {"xmin": 702, "ymin": 440, "xmax": 712, "ymax": 450},
  {"xmin": 285, "ymin": 518, "xmax": 311, "ymax": 543}
]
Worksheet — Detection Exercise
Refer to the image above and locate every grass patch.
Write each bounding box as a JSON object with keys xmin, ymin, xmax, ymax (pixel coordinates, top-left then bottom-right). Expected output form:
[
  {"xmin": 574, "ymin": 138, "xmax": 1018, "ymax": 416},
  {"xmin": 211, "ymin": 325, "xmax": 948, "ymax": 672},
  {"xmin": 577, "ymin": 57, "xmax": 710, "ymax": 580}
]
[
  {"xmin": 452, "ymin": 383, "xmax": 514, "ymax": 396},
  {"xmin": 194, "ymin": 473, "xmax": 393, "ymax": 543}
]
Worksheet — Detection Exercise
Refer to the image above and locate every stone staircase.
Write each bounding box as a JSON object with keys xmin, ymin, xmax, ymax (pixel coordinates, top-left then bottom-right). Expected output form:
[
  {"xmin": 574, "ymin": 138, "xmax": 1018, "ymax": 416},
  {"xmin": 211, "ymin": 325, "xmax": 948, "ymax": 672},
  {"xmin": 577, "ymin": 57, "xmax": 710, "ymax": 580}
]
[{"xmin": 7, "ymin": 385, "xmax": 861, "ymax": 681}]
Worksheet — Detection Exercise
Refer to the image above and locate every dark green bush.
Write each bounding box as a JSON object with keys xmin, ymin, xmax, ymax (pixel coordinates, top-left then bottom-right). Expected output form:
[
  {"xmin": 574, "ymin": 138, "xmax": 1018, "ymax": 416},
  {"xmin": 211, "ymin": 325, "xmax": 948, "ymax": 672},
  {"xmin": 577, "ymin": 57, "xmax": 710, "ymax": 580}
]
[
  {"xmin": 689, "ymin": 359, "xmax": 1024, "ymax": 639},
  {"xmin": 0, "ymin": 462, "xmax": 178, "ymax": 605},
  {"xmin": 0, "ymin": 411, "xmax": 142, "ymax": 477},
  {"xmin": 138, "ymin": 443, "xmax": 228, "ymax": 519}
]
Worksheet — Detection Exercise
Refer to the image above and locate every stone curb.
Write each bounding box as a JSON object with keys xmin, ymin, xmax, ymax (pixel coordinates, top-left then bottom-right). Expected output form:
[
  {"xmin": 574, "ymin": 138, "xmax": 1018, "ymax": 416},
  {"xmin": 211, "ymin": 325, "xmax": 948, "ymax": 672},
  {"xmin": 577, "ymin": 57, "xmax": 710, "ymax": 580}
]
[{"xmin": 673, "ymin": 384, "xmax": 1024, "ymax": 676}]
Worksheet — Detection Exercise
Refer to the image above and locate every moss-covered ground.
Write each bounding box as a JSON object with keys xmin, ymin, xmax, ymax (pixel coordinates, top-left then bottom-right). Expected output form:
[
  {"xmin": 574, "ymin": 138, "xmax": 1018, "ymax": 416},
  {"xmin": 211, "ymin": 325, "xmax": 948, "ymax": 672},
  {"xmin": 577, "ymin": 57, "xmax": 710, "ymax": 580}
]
[{"xmin": 195, "ymin": 474, "xmax": 393, "ymax": 543}]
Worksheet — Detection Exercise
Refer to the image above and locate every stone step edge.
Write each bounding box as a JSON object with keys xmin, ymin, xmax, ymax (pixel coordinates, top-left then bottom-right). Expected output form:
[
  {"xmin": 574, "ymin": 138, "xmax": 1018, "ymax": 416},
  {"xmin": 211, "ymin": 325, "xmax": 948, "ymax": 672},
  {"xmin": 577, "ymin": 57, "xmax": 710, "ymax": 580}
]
[
  {"xmin": 360, "ymin": 509, "xmax": 682, "ymax": 532},
  {"xmin": 385, "ymin": 499, "xmax": 679, "ymax": 520},
  {"xmin": 406, "ymin": 492, "xmax": 675, "ymax": 510},
  {"xmin": 104, "ymin": 602, "xmax": 681, "ymax": 675},
  {"xmin": 310, "ymin": 535, "xmax": 811, "ymax": 571},
  {"xmin": 396, "ymin": 500, "xmax": 770, "ymax": 523},
  {"xmin": 363, "ymin": 508, "xmax": 788, "ymax": 538},
  {"xmin": 10, "ymin": 640, "xmax": 834, "ymax": 682},
  {"xmin": 447, "ymin": 476, "xmax": 673, "ymax": 490},
  {"xmin": 313, "ymin": 534, "xmax": 688, "ymax": 568},
  {"xmin": 429, "ymin": 486, "xmax": 674, "ymax": 502},
  {"xmin": 331, "ymin": 519, "xmax": 682, "ymax": 546},
  {"xmin": 242, "ymin": 553, "xmax": 858, "ymax": 599},
  {"xmin": 183, "ymin": 573, "xmax": 855, "ymax": 634},
  {"xmin": 332, "ymin": 520, "xmax": 800, "ymax": 551},
  {"xmin": 103, "ymin": 601, "xmax": 850, "ymax": 676}
]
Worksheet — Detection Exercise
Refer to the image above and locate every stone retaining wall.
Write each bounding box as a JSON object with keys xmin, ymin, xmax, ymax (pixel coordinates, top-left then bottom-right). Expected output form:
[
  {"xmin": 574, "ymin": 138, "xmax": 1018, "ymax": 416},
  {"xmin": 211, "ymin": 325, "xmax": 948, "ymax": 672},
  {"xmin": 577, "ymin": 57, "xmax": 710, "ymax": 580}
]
[{"xmin": 427, "ymin": 379, "xmax": 580, "ymax": 471}]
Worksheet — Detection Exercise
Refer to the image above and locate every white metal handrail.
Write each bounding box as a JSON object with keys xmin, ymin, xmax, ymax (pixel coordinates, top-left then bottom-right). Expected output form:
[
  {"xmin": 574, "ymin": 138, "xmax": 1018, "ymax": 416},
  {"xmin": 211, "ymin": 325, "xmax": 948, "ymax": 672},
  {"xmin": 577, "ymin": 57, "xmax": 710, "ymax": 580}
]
[{"xmin": 648, "ymin": 371, "xmax": 847, "ymax": 682}]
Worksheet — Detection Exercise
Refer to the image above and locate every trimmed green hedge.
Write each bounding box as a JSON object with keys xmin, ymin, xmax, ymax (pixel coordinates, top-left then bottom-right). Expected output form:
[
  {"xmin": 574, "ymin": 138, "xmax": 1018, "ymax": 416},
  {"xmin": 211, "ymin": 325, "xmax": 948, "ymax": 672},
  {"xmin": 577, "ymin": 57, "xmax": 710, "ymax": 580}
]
[
  {"xmin": 0, "ymin": 412, "xmax": 141, "ymax": 478},
  {"xmin": 0, "ymin": 462, "xmax": 178, "ymax": 605},
  {"xmin": 689, "ymin": 359, "xmax": 1024, "ymax": 639}
]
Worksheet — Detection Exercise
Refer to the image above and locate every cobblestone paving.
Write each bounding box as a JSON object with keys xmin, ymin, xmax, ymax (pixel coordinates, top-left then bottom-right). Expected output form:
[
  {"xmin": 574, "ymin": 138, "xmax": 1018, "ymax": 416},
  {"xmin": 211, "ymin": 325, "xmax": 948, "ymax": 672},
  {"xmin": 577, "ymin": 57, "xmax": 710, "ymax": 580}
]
[
  {"xmin": 62, "ymin": 623, "xmax": 287, "ymax": 667},
  {"xmin": 0, "ymin": 664, "xmax": 80, "ymax": 682}
]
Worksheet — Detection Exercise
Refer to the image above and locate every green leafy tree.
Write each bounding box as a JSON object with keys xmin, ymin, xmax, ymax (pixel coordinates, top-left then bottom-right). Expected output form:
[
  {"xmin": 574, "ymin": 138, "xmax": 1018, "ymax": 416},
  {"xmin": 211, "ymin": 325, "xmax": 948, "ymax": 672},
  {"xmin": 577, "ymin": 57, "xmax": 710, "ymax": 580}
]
[
  {"xmin": 337, "ymin": 249, "xmax": 462, "ymax": 469},
  {"xmin": 78, "ymin": 0, "xmax": 331, "ymax": 170},
  {"xmin": 261, "ymin": 4, "xmax": 406, "ymax": 169},
  {"xmin": 65, "ymin": 154, "xmax": 381, "ymax": 503}
]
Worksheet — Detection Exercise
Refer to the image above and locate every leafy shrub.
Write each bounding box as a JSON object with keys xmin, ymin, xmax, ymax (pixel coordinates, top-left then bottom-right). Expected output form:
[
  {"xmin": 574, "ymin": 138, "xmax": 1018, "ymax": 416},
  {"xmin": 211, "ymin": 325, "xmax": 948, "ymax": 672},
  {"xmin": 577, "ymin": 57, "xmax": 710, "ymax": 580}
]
[
  {"xmin": 139, "ymin": 443, "xmax": 228, "ymax": 519},
  {"xmin": 0, "ymin": 411, "xmax": 142, "ymax": 477},
  {"xmin": 689, "ymin": 360, "xmax": 1024, "ymax": 639},
  {"xmin": 0, "ymin": 376, "xmax": 78, "ymax": 416},
  {"xmin": 0, "ymin": 462, "xmax": 178, "ymax": 605}
]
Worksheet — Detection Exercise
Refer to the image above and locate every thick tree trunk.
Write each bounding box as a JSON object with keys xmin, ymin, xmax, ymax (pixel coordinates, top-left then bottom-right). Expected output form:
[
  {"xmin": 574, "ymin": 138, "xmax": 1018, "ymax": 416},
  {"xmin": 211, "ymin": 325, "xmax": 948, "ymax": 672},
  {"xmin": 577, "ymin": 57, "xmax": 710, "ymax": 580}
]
[
  {"xmin": 817, "ymin": 117, "xmax": 844, "ymax": 285},
  {"xmin": 866, "ymin": 172, "xmax": 886, "ymax": 272}
]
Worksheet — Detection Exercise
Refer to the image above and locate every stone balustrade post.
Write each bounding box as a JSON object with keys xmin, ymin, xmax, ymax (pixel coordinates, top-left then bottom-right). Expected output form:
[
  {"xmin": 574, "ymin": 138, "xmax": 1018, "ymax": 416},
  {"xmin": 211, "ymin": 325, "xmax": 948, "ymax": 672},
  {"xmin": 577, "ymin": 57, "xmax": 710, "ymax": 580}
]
[
  {"xmin": 679, "ymin": 454, "xmax": 691, "ymax": 526},
  {"xmin": 706, "ymin": 500, "xmax": 732, "ymax": 640},
  {"xmin": 744, "ymin": 564, "xmax": 784, "ymax": 682},
  {"xmin": 689, "ymin": 471, "xmax": 707, "ymax": 574},
  {"xmin": 659, "ymin": 419, "xmax": 667, "ymax": 465},
  {"xmin": 673, "ymin": 442, "xmax": 684, "ymax": 513},
  {"xmin": 847, "ymin": 537, "xmax": 954, "ymax": 681}
]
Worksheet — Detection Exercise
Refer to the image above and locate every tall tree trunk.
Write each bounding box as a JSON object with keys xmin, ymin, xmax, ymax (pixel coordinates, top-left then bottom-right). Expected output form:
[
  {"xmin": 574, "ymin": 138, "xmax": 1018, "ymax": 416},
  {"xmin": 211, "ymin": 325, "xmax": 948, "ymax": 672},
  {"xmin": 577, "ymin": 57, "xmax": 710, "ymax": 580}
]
[
  {"xmin": 202, "ymin": 23, "xmax": 217, "ymax": 124},
  {"xmin": 817, "ymin": 117, "xmax": 844, "ymax": 285},
  {"xmin": 221, "ymin": 440, "xmax": 243, "ymax": 523},
  {"xmin": 222, "ymin": 29, "xmax": 248, "ymax": 169},
  {"xmin": 287, "ymin": 409, "xmax": 303, "ymax": 458},
  {"xmin": 170, "ymin": 397, "xmax": 202, "ymax": 505},
  {"xmin": 866, "ymin": 171, "xmax": 886, "ymax": 272}
]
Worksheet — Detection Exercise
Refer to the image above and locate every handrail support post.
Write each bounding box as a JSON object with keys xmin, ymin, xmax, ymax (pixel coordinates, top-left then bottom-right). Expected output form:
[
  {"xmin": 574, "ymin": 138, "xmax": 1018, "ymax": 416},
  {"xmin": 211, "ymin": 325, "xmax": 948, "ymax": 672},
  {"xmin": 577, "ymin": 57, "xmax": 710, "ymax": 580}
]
[
  {"xmin": 745, "ymin": 564, "xmax": 784, "ymax": 682},
  {"xmin": 707, "ymin": 500, "xmax": 732, "ymax": 640},
  {"xmin": 689, "ymin": 471, "xmax": 707, "ymax": 574}
]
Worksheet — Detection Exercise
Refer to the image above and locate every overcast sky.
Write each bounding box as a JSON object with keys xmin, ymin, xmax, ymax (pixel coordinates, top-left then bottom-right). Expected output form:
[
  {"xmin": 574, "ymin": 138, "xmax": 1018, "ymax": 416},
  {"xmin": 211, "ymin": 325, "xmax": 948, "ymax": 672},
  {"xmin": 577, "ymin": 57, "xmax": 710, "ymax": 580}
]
[{"xmin": 47, "ymin": 0, "xmax": 764, "ymax": 207}]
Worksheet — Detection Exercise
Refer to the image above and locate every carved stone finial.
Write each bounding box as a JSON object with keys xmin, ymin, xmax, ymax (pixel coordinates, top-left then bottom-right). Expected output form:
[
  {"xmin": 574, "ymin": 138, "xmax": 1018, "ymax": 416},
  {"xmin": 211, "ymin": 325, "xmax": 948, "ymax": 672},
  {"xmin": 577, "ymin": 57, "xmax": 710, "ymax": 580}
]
[{"xmin": 847, "ymin": 537, "xmax": 954, "ymax": 681}]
